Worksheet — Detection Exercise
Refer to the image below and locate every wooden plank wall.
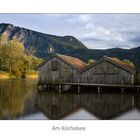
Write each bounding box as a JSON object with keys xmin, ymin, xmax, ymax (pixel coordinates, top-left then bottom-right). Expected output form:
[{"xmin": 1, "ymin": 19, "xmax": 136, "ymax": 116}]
[
  {"xmin": 38, "ymin": 57, "xmax": 79, "ymax": 84},
  {"xmin": 80, "ymin": 60, "xmax": 133, "ymax": 85},
  {"xmin": 38, "ymin": 57, "xmax": 134, "ymax": 85}
]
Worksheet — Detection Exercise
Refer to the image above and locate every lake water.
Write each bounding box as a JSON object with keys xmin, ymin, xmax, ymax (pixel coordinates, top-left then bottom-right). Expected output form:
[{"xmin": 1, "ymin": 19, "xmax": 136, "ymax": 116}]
[{"xmin": 0, "ymin": 79, "xmax": 140, "ymax": 120}]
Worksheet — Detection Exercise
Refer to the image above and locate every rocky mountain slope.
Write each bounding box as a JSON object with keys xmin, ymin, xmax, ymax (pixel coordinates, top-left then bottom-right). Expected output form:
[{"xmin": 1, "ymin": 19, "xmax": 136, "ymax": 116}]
[{"xmin": 0, "ymin": 23, "xmax": 87, "ymax": 58}]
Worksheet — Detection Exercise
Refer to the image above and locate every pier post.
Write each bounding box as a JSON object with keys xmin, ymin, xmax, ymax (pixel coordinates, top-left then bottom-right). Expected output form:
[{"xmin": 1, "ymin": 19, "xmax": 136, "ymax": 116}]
[
  {"xmin": 59, "ymin": 85, "xmax": 62, "ymax": 93},
  {"xmin": 121, "ymin": 87, "xmax": 124, "ymax": 93},
  {"xmin": 137, "ymin": 87, "xmax": 139, "ymax": 93},
  {"xmin": 78, "ymin": 85, "xmax": 80, "ymax": 93},
  {"xmin": 44, "ymin": 85, "xmax": 47, "ymax": 90},
  {"xmin": 48, "ymin": 84, "xmax": 50, "ymax": 90},
  {"xmin": 98, "ymin": 86, "xmax": 100, "ymax": 94},
  {"xmin": 132, "ymin": 96, "xmax": 135, "ymax": 107}
]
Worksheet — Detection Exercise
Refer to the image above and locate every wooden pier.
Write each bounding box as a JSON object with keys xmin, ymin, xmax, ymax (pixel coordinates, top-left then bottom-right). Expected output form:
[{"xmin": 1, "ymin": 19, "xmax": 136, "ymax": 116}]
[{"xmin": 37, "ymin": 83, "xmax": 140, "ymax": 94}]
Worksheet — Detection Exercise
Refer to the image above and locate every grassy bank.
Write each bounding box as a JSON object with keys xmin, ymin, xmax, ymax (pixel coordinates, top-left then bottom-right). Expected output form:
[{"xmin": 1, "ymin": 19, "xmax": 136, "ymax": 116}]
[
  {"xmin": 25, "ymin": 70, "xmax": 38, "ymax": 79},
  {"xmin": 0, "ymin": 71, "xmax": 9, "ymax": 79},
  {"xmin": 0, "ymin": 70, "xmax": 38, "ymax": 79}
]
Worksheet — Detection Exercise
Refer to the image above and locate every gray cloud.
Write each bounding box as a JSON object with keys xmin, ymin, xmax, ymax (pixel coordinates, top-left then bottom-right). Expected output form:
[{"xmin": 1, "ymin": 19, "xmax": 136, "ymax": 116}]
[{"xmin": 1, "ymin": 13, "xmax": 140, "ymax": 49}]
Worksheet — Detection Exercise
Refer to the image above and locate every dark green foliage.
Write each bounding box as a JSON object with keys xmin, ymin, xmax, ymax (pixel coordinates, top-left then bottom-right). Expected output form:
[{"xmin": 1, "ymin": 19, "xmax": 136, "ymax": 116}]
[
  {"xmin": 68, "ymin": 47, "xmax": 140, "ymax": 69},
  {"xmin": 88, "ymin": 59, "xmax": 95, "ymax": 65},
  {"xmin": 0, "ymin": 66, "xmax": 9, "ymax": 72},
  {"xmin": 123, "ymin": 59, "xmax": 135, "ymax": 68}
]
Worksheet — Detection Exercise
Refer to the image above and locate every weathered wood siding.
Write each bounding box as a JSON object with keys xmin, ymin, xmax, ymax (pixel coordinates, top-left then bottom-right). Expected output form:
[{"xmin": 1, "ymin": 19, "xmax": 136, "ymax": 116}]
[
  {"xmin": 80, "ymin": 60, "xmax": 134, "ymax": 85},
  {"xmin": 38, "ymin": 57, "xmax": 79, "ymax": 84}
]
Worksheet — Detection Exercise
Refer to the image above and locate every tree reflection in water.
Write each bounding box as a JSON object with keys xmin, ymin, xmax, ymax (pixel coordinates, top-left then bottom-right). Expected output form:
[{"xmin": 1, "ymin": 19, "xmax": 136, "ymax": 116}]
[{"xmin": 0, "ymin": 79, "xmax": 38, "ymax": 119}]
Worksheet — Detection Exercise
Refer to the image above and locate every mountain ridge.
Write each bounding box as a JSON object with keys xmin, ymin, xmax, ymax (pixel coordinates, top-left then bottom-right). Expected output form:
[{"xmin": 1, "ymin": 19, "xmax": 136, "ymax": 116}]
[
  {"xmin": 0, "ymin": 23, "xmax": 87, "ymax": 58},
  {"xmin": 1, "ymin": 23, "xmax": 140, "ymax": 69},
  {"xmin": 68, "ymin": 47, "xmax": 140, "ymax": 69}
]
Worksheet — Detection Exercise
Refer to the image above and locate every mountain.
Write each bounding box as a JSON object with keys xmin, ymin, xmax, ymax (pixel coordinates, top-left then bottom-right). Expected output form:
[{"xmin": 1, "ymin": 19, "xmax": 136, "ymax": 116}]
[
  {"xmin": 68, "ymin": 47, "xmax": 140, "ymax": 70},
  {"xmin": 1, "ymin": 23, "xmax": 140, "ymax": 70},
  {"xmin": 0, "ymin": 23, "xmax": 87, "ymax": 57}
]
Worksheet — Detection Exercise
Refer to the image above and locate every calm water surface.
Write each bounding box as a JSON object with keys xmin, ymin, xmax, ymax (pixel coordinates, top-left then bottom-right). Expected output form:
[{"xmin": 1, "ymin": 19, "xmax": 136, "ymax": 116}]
[{"xmin": 0, "ymin": 79, "xmax": 140, "ymax": 120}]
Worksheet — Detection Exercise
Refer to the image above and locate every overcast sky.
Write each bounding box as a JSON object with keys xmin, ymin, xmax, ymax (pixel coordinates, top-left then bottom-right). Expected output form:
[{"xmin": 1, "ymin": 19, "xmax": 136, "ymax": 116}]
[{"xmin": 0, "ymin": 14, "xmax": 140, "ymax": 49}]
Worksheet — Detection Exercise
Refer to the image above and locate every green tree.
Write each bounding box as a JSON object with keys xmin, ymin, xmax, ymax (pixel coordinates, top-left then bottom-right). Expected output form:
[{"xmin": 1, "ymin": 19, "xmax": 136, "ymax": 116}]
[
  {"xmin": 88, "ymin": 59, "xmax": 95, "ymax": 65},
  {"xmin": 0, "ymin": 35, "xmax": 43, "ymax": 78},
  {"xmin": 25, "ymin": 46, "xmax": 36, "ymax": 70},
  {"xmin": 0, "ymin": 34, "xmax": 8, "ymax": 68},
  {"xmin": 123, "ymin": 59, "xmax": 135, "ymax": 68},
  {"xmin": 7, "ymin": 39, "xmax": 24, "ymax": 74},
  {"xmin": 31, "ymin": 56, "xmax": 43, "ymax": 69},
  {"xmin": 0, "ymin": 36, "xmax": 24, "ymax": 76},
  {"xmin": 0, "ymin": 34, "xmax": 8, "ymax": 45}
]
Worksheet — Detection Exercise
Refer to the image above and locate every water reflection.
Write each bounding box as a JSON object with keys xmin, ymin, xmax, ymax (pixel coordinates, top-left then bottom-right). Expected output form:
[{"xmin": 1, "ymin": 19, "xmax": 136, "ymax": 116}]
[
  {"xmin": 0, "ymin": 79, "xmax": 140, "ymax": 120},
  {"xmin": 37, "ymin": 91, "xmax": 135, "ymax": 119},
  {"xmin": 0, "ymin": 79, "xmax": 38, "ymax": 119}
]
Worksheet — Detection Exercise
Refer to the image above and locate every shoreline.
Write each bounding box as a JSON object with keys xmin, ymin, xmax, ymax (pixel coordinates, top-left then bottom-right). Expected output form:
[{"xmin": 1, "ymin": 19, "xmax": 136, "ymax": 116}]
[
  {"xmin": 0, "ymin": 71, "xmax": 38, "ymax": 79},
  {"xmin": 25, "ymin": 74, "xmax": 38, "ymax": 79},
  {"xmin": 0, "ymin": 71, "xmax": 9, "ymax": 79}
]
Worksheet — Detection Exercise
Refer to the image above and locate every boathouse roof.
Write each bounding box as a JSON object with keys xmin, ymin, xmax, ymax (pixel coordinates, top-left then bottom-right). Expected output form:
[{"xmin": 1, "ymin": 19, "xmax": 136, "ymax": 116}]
[
  {"xmin": 81, "ymin": 56, "xmax": 136, "ymax": 74},
  {"xmin": 107, "ymin": 57, "xmax": 135, "ymax": 69},
  {"xmin": 38, "ymin": 53, "xmax": 88, "ymax": 70}
]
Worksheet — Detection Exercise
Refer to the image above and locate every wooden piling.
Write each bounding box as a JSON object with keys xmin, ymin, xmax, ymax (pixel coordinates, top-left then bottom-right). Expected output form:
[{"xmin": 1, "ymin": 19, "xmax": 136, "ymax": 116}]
[
  {"xmin": 78, "ymin": 85, "xmax": 80, "ymax": 93},
  {"xmin": 47, "ymin": 84, "xmax": 50, "ymax": 90},
  {"xmin": 137, "ymin": 87, "xmax": 139, "ymax": 93},
  {"xmin": 98, "ymin": 86, "xmax": 100, "ymax": 94},
  {"xmin": 121, "ymin": 87, "xmax": 124, "ymax": 93},
  {"xmin": 59, "ymin": 85, "xmax": 62, "ymax": 93},
  {"xmin": 132, "ymin": 96, "xmax": 135, "ymax": 107}
]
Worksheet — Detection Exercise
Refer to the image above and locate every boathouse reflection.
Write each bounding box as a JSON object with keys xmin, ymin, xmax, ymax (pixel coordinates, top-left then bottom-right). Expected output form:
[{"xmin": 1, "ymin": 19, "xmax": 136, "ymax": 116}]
[{"xmin": 37, "ymin": 92, "xmax": 135, "ymax": 119}]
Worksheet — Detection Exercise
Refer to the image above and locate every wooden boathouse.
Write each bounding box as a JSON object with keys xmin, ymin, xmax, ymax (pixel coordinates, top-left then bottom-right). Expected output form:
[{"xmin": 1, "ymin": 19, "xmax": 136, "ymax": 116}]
[
  {"xmin": 80, "ymin": 56, "xmax": 136, "ymax": 85},
  {"xmin": 38, "ymin": 53, "xmax": 87, "ymax": 84},
  {"xmin": 37, "ymin": 53, "xmax": 140, "ymax": 93}
]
